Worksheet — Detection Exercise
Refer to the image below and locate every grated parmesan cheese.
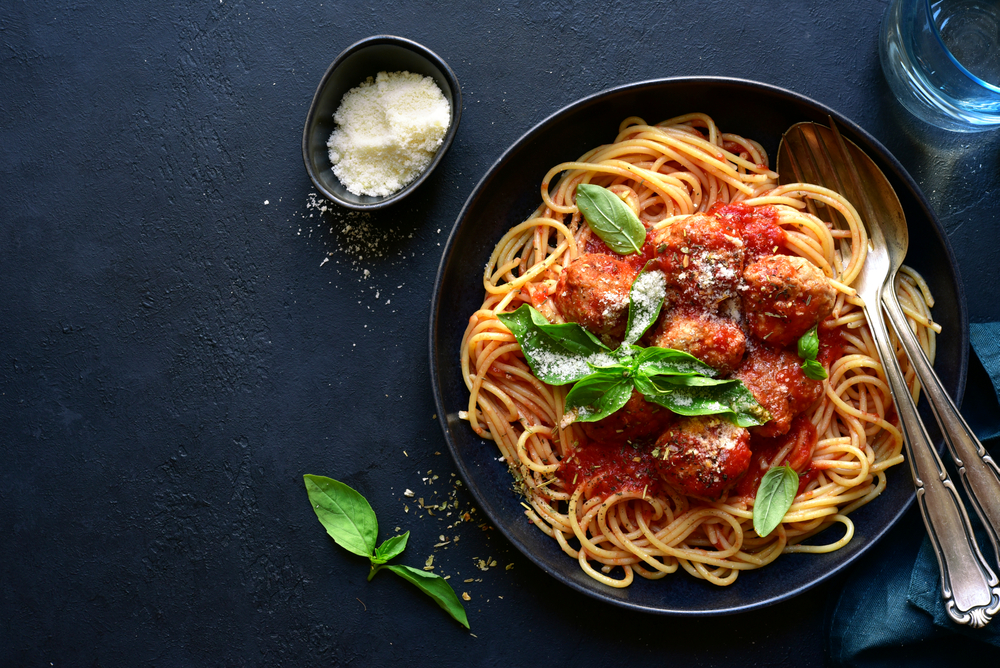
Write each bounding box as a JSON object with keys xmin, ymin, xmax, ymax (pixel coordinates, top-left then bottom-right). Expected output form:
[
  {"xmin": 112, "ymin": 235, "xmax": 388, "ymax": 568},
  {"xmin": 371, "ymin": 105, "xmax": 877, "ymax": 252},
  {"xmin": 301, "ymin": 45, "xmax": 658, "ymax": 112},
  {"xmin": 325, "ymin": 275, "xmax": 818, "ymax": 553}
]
[{"xmin": 327, "ymin": 71, "xmax": 451, "ymax": 197}]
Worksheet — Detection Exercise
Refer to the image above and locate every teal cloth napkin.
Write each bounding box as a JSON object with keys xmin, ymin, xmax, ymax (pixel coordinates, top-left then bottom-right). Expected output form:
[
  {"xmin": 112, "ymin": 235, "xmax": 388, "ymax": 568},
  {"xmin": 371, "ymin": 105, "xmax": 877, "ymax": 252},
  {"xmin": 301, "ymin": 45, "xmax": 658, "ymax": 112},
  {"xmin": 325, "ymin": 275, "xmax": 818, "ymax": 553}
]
[{"xmin": 827, "ymin": 322, "xmax": 1000, "ymax": 666}]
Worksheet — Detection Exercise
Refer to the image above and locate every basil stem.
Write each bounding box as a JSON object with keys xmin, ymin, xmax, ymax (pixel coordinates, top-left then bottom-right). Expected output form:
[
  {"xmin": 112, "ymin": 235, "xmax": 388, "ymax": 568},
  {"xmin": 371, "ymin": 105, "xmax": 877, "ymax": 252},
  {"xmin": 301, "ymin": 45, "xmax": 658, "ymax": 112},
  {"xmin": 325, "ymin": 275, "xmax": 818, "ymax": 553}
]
[
  {"xmin": 575, "ymin": 183, "xmax": 645, "ymax": 255},
  {"xmin": 752, "ymin": 466, "xmax": 799, "ymax": 537}
]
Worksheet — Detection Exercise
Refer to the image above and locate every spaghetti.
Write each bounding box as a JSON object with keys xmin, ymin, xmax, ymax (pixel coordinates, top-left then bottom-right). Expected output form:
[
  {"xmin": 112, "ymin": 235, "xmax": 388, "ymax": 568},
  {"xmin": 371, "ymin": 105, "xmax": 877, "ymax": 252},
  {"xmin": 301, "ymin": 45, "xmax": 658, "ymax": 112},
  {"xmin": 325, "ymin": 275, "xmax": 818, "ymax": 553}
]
[{"xmin": 459, "ymin": 114, "xmax": 938, "ymax": 587}]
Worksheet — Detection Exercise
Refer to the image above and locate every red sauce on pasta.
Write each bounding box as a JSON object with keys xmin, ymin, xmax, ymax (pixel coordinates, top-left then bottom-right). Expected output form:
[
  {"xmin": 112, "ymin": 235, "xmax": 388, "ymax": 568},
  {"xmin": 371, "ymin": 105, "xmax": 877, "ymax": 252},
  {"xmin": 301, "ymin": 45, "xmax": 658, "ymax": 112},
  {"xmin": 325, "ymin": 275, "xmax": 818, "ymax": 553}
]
[{"xmin": 558, "ymin": 440, "xmax": 659, "ymax": 498}]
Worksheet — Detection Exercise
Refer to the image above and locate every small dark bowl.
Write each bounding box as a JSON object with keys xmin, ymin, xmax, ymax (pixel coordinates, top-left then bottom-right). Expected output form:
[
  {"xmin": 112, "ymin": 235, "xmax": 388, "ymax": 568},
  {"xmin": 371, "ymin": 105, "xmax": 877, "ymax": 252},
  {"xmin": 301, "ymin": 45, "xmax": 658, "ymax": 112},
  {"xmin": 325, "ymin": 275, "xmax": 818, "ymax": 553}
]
[{"xmin": 302, "ymin": 35, "xmax": 462, "ymax": 210}]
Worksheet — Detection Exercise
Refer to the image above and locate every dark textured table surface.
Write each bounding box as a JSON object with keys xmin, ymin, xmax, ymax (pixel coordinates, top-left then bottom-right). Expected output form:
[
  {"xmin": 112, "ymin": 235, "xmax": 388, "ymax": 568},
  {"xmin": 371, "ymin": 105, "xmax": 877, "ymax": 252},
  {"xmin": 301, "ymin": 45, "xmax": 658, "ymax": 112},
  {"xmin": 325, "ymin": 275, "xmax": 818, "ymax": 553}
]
[{"xmin": 4, "ymin": 2, "xmax": 1000, "ymax": 665}]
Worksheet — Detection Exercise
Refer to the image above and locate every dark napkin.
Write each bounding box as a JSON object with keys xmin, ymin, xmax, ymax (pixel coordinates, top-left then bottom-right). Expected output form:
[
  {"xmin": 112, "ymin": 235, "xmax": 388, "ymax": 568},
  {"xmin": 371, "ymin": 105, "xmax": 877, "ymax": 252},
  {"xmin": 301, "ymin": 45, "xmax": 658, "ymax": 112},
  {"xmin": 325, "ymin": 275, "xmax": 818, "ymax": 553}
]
[{"xmin": 827, "ymin": 323, "xmax": 1000, "ymax": 666}]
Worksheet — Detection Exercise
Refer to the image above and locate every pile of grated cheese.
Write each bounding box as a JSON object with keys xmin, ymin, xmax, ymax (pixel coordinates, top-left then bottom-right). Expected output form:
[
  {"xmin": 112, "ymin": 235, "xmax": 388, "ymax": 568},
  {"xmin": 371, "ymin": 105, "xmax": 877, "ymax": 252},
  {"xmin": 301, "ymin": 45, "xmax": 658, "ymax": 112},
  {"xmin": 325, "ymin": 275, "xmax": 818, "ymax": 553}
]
[{"xmin": 327, "ymin": 70, "xmax": 451, "ymax": 197}]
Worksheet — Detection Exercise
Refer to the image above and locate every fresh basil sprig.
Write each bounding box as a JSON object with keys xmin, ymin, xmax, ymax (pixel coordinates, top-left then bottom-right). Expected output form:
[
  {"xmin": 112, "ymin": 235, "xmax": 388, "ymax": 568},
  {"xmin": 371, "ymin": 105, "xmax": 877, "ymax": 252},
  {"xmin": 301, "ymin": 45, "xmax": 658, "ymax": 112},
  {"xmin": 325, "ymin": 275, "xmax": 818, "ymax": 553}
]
[
  {"xmin": 752, "ymin": 465, "xmax": 799, "ymax": 537},
  {"xmin": 303, "ymin": 474, "xmax": 469, "ymax": 629},
  {"xmin": 496, "ymin": 270, "xmax": 769, "ymax": 428},
  {"xmin": 575, "ymin": 183, "xmax": 646, "ymax": 255},
  {"xmin": 797, "ymin": 325, "xmax": 828, "ymax": 381}
]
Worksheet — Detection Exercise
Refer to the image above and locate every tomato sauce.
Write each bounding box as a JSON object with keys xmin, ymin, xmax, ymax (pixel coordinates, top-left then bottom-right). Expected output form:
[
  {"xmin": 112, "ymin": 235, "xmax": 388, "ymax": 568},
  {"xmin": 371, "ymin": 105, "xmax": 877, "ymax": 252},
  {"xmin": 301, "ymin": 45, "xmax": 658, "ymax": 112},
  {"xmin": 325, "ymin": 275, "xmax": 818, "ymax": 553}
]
[
  {"xmin": 558, "ymin": 440, "xmax": 660, "ymax": 498},
  {"xmin": 582, "ymin": 234, "xmax": 656, "ymax": 275},
  {"xmin": 817, "ymin": 321, "xmax": 845, "ymax": 368},
  {"xmin": 735, "ymin": 415, "xmax": 817, "ymax": 499},
  {"xmin": 709, "ymin": 202, "xmax": 787, "ymax": 262}
]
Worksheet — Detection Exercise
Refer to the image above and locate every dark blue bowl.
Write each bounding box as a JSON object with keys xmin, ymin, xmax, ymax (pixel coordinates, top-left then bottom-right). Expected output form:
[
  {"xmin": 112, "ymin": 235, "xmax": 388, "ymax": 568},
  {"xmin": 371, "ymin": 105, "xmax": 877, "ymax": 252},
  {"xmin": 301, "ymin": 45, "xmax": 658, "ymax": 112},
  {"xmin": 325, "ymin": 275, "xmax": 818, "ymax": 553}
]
[
  {"xmin": 429, "ymin": 76, "xmax": 968, "ymax": 616},
  {"xmin": 302, "ymin": 35, "xmax": 461, "ymax": 210}
]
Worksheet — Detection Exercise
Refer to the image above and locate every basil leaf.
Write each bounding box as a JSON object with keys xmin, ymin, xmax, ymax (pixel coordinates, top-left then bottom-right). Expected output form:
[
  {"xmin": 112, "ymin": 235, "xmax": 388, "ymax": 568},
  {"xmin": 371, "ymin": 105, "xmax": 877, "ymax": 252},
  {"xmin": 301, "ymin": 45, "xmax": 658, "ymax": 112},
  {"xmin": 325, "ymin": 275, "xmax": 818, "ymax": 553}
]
[
  {"xmin": 635, "ymin": 375, "xmax": 770, "ymax": 427},
  {"xmin": 797, "ymin": 326, "xmax": 820, "ymax": 361},
  {"xmin": 371, "ymin": 531, "xmax": 409, "ymax": 565},
  {"xmin": 623, "ymin": 269, "xmax": 667, "ymax": 345},
  {"xmin": 652, "ymin": 374, "xmax": 730, "ymax": 387},
  {"xmin": 303, "ymin": 475, "xmax": 378, "ymax": 558},
  {"xmin": 564, "ymin": 370, "xmax": 634, "ymax": 422},
  {"xmin": 497, "ymin": 305, "xmax": 615, "ymax": 385},
  {"xmin": 523, "ymin": 304, "xmax": 610, "ymax": 355},
  {"xmin": 633, "ymin": 346, "xmax": 718, "ymax": 378},
  {"xmin": 801, "ymin": 358, "xmax": 828, "ymax": 380},
  {"xmin": 752, "ymin": 465, "xmax": 799, "ymax": 538},
  {"xmin": 383, "ymin": 564, "xmax": 470, "ymax": 629},
  {"xmin": 575, "ymin": 183, "xmax": 645, "ymax": 255}
]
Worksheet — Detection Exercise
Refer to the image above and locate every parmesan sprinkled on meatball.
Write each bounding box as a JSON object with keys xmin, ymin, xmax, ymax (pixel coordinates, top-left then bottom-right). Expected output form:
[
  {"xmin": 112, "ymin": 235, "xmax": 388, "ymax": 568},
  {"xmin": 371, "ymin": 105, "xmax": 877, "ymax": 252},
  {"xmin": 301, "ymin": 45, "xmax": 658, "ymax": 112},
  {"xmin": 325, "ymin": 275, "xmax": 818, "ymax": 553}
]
[
  {"xmin": 734, "ymin": 344, "xmax": 823, "ymax": 438},
  {"xmin": 552, "ymin": 254, "xmax": 636, "ymax": 345},
  {"xmin": 651, "ymin": 312, "xmax": 746, "ymax": 375},
  {"xmin": 649, "ymin": 213, "xmax": 745, "ymax": 307},
  {"xmin": 654, "ymin": 415, "xmax": 752, "ymax": 498}
]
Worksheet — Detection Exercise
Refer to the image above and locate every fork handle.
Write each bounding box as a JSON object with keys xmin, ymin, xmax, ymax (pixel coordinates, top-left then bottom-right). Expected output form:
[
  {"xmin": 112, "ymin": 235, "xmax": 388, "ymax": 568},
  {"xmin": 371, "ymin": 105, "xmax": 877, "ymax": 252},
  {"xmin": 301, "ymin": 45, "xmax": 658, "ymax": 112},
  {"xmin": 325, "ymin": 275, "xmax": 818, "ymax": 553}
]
[
  {"xmin": 882, "ymin": 286, "xmax": 1000, "ymax": 564},
  {"xmin": 864, "ymin": 299, "xmax": 1000, "ymax": 627}
]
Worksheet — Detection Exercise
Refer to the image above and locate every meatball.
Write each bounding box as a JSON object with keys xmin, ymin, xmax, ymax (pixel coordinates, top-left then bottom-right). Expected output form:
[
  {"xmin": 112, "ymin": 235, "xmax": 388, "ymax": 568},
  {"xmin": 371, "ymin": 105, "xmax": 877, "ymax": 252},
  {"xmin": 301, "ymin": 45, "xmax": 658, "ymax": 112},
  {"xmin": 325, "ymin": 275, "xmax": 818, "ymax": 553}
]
[
  {"xmin": 552, "ymin": 254, "xmax": 635, "ymax": 345},
  {"xmin": 733, "ymin": 344, "xmax": 823, "ymax": 438},
  {"xmin": 651, "ymin": 311, "xmax": 746, "ymax": 375},
  {"xmin": 649, "ymin": 213, "xmax": 744, "ymax": 307},
  {"xmin": 653, "ymin": 415, "xmax": 752, "ymax": 498},
  {"xmin": 742, "ymin": 255, "xmax": 835, "ymax": 347},
  {"xmin": 581, "ymin": 390, "xmax": 674, "ymax": 446}
]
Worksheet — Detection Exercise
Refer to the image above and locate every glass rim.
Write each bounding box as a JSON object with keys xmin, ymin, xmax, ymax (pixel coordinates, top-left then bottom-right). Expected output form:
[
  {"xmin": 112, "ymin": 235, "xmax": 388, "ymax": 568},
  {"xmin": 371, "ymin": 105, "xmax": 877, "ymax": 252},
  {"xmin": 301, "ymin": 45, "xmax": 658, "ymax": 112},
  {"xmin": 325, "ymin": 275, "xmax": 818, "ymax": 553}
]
[{"xmin": 925, "ymin": 0, "xmax": 1000, "ymax": 94}]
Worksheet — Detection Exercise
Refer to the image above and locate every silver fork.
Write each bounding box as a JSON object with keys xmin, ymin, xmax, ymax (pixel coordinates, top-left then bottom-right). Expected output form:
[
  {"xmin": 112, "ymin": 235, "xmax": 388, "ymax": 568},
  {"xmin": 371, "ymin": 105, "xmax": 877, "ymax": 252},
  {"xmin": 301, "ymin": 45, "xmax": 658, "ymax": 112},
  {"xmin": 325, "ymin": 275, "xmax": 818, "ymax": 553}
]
[{"xmin": 778, "ymin": 120, "xmax": 1000, "ymax": 627}]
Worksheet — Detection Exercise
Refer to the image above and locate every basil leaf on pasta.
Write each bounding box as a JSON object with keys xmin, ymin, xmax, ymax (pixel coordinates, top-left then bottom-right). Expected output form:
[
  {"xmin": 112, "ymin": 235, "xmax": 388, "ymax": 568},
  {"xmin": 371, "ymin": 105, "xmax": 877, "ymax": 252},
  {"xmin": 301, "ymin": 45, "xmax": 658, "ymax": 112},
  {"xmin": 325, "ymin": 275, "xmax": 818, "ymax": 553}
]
[
  {"xmin": 752, "ymin": 466, "xmax": 799, "ymax": 538},
  {"xmin": 564, "ymin": 370, "xmax": 634, "ymax": 422},
  {"xmin": 623, "ymin": 268, "xmax": 667, "ymax": 345},
  {"xmin": 635, "ymin": 375, "xmax": 770, "ymax": 427},
  {"xmin": 797, "ymin": 325, "xmax": 820, "ymax": 361},
  {"xmin": 796, "ymin": 326, "xmax": 827, "ymax": 379},
  {"xmin": 303, "ymin": 475, "xmax": 378, "ymax": 558},
  {"xmin": 496, "ymin": 305, "xmax": 614, "ymax": 385},
  {"xmin": 633, "ymin": 346, "xmax": 718, "ymax": 379},
  {"xmin": 801, "ymin": 358, "xmax": 828, "ymax": 380},
  {"xmin": 575, "ymin": 183, "xmax": 645, "ymax": 255}
]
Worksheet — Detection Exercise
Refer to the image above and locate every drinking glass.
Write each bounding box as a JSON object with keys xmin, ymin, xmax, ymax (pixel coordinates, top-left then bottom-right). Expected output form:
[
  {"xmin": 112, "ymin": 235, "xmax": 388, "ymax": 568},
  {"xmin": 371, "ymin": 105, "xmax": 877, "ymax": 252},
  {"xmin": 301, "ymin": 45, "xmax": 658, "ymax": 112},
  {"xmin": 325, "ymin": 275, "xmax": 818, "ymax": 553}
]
[{"xmin": 880, "ymin": 0, "xmax": 1000, "ymax": 132}]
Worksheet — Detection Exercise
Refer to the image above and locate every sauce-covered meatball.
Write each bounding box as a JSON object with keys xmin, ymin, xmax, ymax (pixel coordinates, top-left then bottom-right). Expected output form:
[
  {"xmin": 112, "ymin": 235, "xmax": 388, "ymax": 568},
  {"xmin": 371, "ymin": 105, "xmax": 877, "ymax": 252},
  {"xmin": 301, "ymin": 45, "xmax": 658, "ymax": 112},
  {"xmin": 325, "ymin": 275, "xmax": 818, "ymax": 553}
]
[
  {"xmin": 581, "ymin": 390, "xmax": 674, "ymax": 446},
  {"xmin": 654, "ymin": 415, "xmax": 751, "ymax": 498},
  {"xmin": 651, "ymin": 311, "xmax": 746, "ymax": 375},
  {"xmin": 733, "ymin": 344, "xmax": 823, "ymax": 438},
  {"xmin": 649, "ymin": 213, "xmax": 744, "ymax": 307},
  {"xmin": 552, "ymin": 253, "xmax": 636, "ymax": 345},
  {"xmin": 742, "ymin": 255, "xmax": 835, "ymax": 347}
]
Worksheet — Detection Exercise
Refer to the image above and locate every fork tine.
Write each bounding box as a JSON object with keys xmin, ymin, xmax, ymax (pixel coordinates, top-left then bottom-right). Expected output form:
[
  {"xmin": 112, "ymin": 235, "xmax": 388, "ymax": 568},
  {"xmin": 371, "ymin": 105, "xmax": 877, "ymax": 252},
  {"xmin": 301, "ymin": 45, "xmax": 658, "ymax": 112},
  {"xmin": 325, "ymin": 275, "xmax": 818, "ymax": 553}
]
[
  {"xmin": 782, "ymin": 126, "xmax": 834, "ymax": 225},
  {"xmin": 823, "ymin": 118, "xmax": 885, "ymax": 249},
  {"xmin": 785, "ymin": 123, "xmax": 854, "ymax": 267}
]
